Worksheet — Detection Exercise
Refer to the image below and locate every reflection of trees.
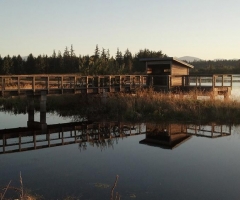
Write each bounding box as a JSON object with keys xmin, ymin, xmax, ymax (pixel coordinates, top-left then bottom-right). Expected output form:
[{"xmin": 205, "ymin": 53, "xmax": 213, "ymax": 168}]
[
  {"xmin": 76, "ymin": 122, "xmax": 143, "ymax": 152},
  {"xmin": 78, "ymin": 142, "xmax": 87, "ymax": 152}
]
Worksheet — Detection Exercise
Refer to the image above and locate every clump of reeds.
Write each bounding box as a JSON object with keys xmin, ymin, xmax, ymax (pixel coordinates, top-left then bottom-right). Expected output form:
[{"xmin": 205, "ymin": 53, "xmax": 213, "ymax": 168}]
[
  {"xmin": 0, "ymin": 97, "xmax": 28, "ymax": 114},
  {"xmin": 0, "ymin": 174, "xmax": 120, "ymax": 200},
  {"xmin": 0, "ymin": 172, "xmax": 40, "ymax": 200},
  {"xmin": 99, "ymin": 89, "xmax": 240, "ymax": 124}
]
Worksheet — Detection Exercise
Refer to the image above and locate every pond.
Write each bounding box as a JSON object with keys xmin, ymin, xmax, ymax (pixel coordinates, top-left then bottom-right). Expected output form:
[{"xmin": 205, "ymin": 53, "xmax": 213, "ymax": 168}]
[{"xmin": 1, "ymin": 111, "xmax": 240, "ymax": 200}]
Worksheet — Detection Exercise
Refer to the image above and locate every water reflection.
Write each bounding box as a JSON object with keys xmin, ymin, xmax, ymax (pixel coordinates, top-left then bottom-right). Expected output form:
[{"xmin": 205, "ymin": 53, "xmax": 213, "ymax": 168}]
[
  {"xmin": 140, "ymin": 123, "xmax": 231, "ymax": 149},
  {"xmin": 0, "ymin": 121, "xmax": 145, "ymax": 154},
  {"xmin": 0, "ymin": 121, "xmax": 232, "ymax": 154}
]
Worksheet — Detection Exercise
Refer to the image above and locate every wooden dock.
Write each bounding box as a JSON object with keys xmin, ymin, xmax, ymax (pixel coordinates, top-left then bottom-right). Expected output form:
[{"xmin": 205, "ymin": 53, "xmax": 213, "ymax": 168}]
[{"xmin": 0, "ymin": 74, "xmax": 237, "ymax": 97}]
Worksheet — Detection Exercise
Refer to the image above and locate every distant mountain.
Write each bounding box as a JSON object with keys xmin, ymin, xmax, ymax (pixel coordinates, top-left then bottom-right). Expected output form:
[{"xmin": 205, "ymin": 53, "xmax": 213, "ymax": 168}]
[
  {"xmin": 22, "ymin": 56, "xmax": 28, "ymax": 61},
  {"xmin": 178, "ymin": 56, "xmax": 201, "ymax": 62}
]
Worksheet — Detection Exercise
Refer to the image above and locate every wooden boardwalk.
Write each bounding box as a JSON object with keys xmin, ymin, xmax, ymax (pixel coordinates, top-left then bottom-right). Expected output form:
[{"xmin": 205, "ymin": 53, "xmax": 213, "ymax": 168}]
[{"xmin": 0, "ymin": 74, "xmax": 237, "ymax": 97}]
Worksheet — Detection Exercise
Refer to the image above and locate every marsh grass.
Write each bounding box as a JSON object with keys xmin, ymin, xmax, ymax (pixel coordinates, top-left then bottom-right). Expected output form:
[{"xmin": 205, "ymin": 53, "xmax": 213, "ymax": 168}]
[
  {"xmin": 101, "ymin": 89, "xmax": 240, "ymax": 124},
  {"xmin": 0, "ymin": 172, "xmax": 41, "ymax": 200},
  {"xmin": 1, "ymin": 90, "xmax": 240, "ymax": 124},
  {"xmin": 1, "ymin": 174, "xmax": 120, "ymax": 200}
]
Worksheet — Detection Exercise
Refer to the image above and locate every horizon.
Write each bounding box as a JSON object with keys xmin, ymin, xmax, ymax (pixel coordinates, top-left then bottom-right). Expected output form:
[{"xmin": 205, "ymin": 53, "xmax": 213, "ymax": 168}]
[{"xmin": 1, "ymin": 1, "xmax": 240, "ymax": 60}]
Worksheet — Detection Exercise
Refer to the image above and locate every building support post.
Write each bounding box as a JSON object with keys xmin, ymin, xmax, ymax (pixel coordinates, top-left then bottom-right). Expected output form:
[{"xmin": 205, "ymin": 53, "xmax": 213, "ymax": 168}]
[
  {"xmin": 27, "ymin": 95, "xmax": 35, "ymax": 127},
  {"xmin": 27, "ymin": 91, "xmax": 47, "ymax": 132},
  {"xmin": 40, "ymin": 91, "xmax": 47, "ymax": 131}
]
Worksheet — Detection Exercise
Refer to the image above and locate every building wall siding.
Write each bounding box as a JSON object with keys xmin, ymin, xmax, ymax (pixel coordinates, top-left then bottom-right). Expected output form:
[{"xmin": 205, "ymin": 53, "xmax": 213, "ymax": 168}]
[{"xmin": 171, "ymin": 62, "xmax": 188, "ymax": 76}]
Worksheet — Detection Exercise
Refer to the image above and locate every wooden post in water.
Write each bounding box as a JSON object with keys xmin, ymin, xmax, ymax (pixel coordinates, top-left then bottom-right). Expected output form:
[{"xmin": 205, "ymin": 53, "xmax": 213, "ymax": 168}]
[
  {"xmin": 27, "ymin": 91, "xmax": 47, "ymax": 132},
  {"xmin": 27, "ymin": 95, "xmax": 35, "ymax": 127},
  {"xmin": 40, "ymin": 91, "xmax": 47, "ymax": 131}
]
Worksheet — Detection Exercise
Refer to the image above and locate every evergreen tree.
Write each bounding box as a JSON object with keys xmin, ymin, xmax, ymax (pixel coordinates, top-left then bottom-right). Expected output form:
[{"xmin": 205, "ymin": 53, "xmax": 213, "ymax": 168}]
[
  {"xmin": 25, "ymin": 54, "xmax": 36, "ymax": 74},
  {"xmin": 12, "ymin": 55, "xmax": 22, "ymax": 74},
  {"xmin": 94, "ymin": 44, "xmax": 100, "ymax": 61},
  {"xmin": 0, "ymin": 55, "xmax": 3, "ymax": 74},
  {"xmin": 115, "ymin": 48, "xmax": 124, "ymax": 72},
  {"xmin": 124, "ymin": 48, "xmax": 133, "ymax": 73},
  {"xmin": 3, "ymin": 55, "xmax": 13, "ymax": 74}
]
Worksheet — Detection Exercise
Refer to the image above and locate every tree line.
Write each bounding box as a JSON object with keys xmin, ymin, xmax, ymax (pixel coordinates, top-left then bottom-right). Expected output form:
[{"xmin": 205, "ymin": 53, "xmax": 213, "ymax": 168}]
[
  {"xmin": 1, "ymin": 45, "xmax": 239, "ymax": 75},
  {"xmin": 189, "ymin": 59, "xmax": 240, "ymax": 74},
  {"xmin": 0, "ymin": 45, "xmax": 167, "ymax": 75}
]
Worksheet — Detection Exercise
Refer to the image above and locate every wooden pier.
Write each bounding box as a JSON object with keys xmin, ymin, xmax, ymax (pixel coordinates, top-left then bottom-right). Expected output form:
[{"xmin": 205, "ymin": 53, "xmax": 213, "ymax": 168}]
[{"xmin": 0, "ymin": 74, "xmax": 236, "ymax": 98}]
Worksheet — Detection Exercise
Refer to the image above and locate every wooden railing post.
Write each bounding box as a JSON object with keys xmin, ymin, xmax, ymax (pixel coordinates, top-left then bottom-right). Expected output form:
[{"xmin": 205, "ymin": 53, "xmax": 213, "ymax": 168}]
[
  {"xmin": 1, "ymin": 77, "xmax": 4, "ymax": 97},
  {"xmin": 212, "ymin": 75, "xmax": 215, "ymax": 88},
  {"xmin": 61, "ymin": 76, "xmax": 63, "ymax": 94},
  {"xmin": 222, "ymin": 75, "xmax": 224, "ymax": 87},
  {"xmin": 74, "ymin": 76, "xmax": 76, "ymax": 94},
  {"xmin": 18, "ymin": 76, "xmax": 20, "ymax": 95},
  {"xmin": 86, "ymin": 76, "xmax": 89, "ymax": 93},
  {"xmin": 47, "ymin": 76, "xmax": 49, "ymax": 94},
  {"xmin": 32, "ymin": 76, "xmax": 35, "ymax": 93}
]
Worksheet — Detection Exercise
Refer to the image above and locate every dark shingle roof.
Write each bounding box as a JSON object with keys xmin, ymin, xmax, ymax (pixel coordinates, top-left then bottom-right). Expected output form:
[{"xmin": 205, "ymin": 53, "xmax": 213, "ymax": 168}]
[{"xmin": 140, "ymin": 57, "xmax": 194, "ymax": 68}]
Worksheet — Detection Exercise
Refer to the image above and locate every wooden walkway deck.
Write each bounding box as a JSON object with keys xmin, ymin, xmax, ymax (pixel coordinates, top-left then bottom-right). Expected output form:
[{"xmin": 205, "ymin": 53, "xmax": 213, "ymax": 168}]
[{"xmin": 0, "ymin": 74, "xmax": 237, "ymax": 97}]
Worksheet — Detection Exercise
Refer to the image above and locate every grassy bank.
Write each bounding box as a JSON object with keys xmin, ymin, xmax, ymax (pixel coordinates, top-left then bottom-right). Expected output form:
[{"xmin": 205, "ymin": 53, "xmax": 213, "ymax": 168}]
[{"xmin": 1, "ymin": 90, "xmax": 240, "ymax": 124}]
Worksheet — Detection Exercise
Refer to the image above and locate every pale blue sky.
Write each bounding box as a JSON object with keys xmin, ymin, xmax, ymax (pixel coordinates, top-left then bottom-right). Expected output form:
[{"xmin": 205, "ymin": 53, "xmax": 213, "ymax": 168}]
[{"xmin": 1, "ymin": 0, "xmax": 239, "ymax": 60}]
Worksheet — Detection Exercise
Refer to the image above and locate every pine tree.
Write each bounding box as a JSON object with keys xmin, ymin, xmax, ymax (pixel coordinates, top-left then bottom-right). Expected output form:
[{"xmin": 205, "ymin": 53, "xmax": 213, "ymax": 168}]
[
  {"xmin": 3, "ymin": 55, "xmax": 13, "ymax": 75},
  {"xmin": 124, "ymin": 48, "xmax": 133, "ymax": 73}
]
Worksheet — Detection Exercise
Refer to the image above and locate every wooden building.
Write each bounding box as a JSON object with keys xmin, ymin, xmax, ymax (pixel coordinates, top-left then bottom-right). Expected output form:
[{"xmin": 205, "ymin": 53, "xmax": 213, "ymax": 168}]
[{"xmin": 140, "ymin": 57, "xmax": 194, "ymax": 91}]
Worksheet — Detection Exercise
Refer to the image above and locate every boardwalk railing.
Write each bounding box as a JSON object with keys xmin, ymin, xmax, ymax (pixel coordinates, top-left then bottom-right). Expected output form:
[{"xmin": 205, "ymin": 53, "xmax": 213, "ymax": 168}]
[
  {"xmin": 0, "ymin": 74, "xmax": 237, "ymax": 97},
  {"xmin": 0, "ymin": 75, "xmax": 149, "ymax": 96}
]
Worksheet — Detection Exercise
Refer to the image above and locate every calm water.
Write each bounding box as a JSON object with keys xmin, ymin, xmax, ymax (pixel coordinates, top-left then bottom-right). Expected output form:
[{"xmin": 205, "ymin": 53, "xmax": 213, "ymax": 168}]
[{"xmin": 1, "ymin": 112, "xmax": 240, "ymax": 200}]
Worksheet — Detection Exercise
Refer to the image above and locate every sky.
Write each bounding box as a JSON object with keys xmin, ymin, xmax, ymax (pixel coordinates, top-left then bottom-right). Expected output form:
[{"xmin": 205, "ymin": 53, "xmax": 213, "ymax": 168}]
[{"xmin": 0, "ymin": 0, "xmax": 240, "ymax": 60}]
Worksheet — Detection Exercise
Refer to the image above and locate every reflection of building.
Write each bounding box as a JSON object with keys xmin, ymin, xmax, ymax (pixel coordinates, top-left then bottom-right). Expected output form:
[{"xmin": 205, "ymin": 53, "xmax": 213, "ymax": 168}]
[
  {"xmin": 140, "ymin": 124, "xmax": 232, "ymax": 150},
  {"xmin": 139, "ymin": 124, "xmax": 191, "ymax": 149}
]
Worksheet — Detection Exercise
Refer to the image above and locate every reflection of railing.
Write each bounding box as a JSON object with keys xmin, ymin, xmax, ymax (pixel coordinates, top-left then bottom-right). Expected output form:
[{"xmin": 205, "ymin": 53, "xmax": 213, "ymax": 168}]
[
  {"xmin": 186, "ymin": 124, "xmax": 231, "ymax": 138},
  {"xmin": 0, "ymin": 122, "xmax": 145, "ymax": 154}
]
